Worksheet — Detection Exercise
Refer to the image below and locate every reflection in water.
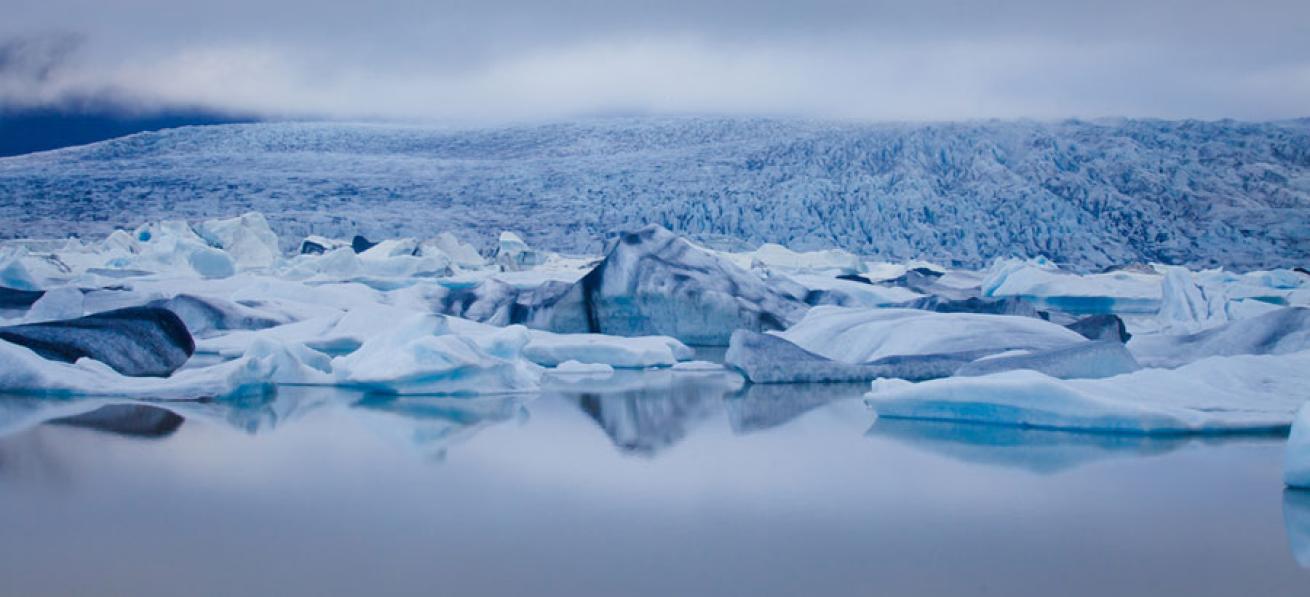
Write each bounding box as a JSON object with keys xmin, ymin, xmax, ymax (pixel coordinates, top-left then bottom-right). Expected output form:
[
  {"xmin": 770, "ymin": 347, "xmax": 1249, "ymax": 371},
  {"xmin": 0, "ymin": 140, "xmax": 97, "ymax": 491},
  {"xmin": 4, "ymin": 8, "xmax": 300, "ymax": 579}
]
[
  {"xmin": 1287, "ymin": 490, "xmax": 1310, "ymax": 568},
  {"xmin": 560, "ymin": 369, "xmax": 742, "ymax": 455},
  {"xmin": 866, "ymin": 418, "xmax": 1203, "ymax": 474},
  {"xmin": 352, "ymin": 394, "xmax": 527, "ymax": 461},
  {"xmin": 48, "ymin": 404, "xmax": 184, "ymax": 439},
  {"xmin": 724, "ymin": 382, "xmax": 868, "ymax": 435}
]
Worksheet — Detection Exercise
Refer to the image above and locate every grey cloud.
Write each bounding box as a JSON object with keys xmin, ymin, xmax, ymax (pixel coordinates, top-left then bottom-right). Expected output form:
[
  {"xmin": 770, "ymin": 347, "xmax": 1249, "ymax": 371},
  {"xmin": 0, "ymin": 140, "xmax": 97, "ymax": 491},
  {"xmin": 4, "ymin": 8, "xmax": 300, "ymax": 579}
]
[{"xmin": 2, "ymin": 1, "xmax": 1309, "ymax": 121}]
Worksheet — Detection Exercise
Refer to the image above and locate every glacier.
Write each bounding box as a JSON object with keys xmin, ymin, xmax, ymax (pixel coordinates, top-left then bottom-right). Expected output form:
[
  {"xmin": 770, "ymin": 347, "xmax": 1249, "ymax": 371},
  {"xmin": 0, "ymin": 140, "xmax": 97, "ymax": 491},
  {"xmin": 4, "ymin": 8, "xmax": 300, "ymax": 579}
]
[{"xmin": 2, "ymin": 117, "xmax": 1309, "ymax": 271}]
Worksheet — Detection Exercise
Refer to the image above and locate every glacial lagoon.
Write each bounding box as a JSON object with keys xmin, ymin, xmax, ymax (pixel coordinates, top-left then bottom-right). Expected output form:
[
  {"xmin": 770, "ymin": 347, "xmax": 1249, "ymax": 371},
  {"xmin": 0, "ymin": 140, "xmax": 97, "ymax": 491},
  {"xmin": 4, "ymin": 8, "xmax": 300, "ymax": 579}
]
[{"xmin": 1, "ymin": 371, "xmax": 1306, "ymax": 597}]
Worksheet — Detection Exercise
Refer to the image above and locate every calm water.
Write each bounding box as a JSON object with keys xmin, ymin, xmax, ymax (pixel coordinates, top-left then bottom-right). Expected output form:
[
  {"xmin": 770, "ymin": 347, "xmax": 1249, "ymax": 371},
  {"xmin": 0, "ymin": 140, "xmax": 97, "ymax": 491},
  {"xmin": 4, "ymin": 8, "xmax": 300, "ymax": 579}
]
[{"xmin": 1, "ymin": 370, "xmax": 1307, "ymax": 597}]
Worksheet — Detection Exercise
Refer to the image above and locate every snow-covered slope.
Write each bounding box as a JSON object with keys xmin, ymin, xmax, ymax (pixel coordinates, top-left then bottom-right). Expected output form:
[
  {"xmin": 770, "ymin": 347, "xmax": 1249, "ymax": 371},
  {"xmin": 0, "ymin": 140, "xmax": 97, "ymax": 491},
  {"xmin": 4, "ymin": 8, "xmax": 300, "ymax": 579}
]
[{"xmin": 3, "ymin": 117, "xmax": 1308, "ymax": 271}]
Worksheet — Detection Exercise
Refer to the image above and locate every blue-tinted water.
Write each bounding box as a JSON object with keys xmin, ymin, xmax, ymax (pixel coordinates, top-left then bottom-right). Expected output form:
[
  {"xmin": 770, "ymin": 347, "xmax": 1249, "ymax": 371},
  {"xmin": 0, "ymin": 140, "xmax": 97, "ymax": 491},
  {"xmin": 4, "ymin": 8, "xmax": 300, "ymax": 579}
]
[{"xmin": 1, "ymin": 371, "xmax": 1306, "ymax": 596}]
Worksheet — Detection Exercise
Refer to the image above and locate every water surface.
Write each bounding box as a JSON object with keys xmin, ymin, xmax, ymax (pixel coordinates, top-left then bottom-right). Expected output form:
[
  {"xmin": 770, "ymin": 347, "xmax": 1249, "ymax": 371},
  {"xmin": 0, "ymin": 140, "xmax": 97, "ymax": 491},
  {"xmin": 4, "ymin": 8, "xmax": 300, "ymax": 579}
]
[{"xmin": 1, "ymin": 371, "xmax": 1306, "ymax": 596}]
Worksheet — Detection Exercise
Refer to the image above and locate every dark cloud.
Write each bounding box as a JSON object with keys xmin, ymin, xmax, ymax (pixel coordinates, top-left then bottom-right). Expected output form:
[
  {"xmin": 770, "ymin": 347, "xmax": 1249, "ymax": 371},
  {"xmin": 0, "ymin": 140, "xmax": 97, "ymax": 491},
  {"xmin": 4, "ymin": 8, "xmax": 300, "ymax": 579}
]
[{"xmin": 2, "ymin": 1, "xmax": 1308, "ymax": 121}]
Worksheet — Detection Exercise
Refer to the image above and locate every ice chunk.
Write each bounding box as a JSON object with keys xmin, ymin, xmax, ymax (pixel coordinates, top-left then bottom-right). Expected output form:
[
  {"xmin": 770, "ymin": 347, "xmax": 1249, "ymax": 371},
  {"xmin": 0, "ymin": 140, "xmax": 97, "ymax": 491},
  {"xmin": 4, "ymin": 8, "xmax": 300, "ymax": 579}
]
[
  {"xmin": 22, "ymin": 286, "xmax": 84, "ymax": 322},
  {"xmin": 548, "ymin": 360, "xmax": 616, "ymax": 378},
  {"xmin": 331, "ymin": 313, "xmax": 541, "ymax": 395},
  {"xmin": 778, "ymin": 306, "xmax": 1086, "ymax": 364},
  {"xmin": 954, "ymin": 341, "xmax": 1140, "ymax": 379},
  {"xmin": 148, "ymin": 294, "xmax": 287, "ymax": 337},
  {"xmin": 192, "ymin": 212, "xmax": 281, "ymax": 270},
  {"xmin": 495, "ymin": 231, "xmax": 546, "ymax": 271},
  {"xmin": 726, "ymin": 330, "xmax": 894, "ymax": 383},
  {"xmin": 723, "ymin": 243, "xmax": 866, "ymax": 276},
  {"xmin": 554, "ymin": 225, "xmax": 807, "ymax": 345},
  {"xmin": 672, "ymin": 360, "xmax": 724, "ymax": 371},
  {"xmin": 1066, "ymin": 314, "xmax": 1131, "ymax": 343},
  {"xmin": 783, "ymin": 273, "xmax": 924, "ymax": 308},
  {"xmin": 0, "ymin": 249, "xmax": 40, "ymax": 290},
  {"xmin": 901, "ymin": 295, "xmax": 1044, "ymax": 318},
  {"xmin": 1288, "ymin": 404, "xmax": 1310, "ymax": 489},
  {"xmin": 423, "ymin": 232, "xmax": 486, "ymax": 269},
  {"xmin": 982, "ymin": 257, "xmax": 1162, "ymax": 314},
  {"xmin": 0, "ymin": 338, "xmax": 269, "ymax": 399},
  {"xmin": 0, "ymin": 286, "xmax": 44, "ymax": 312},
  {"xmin": 298, "ymin": 235, "xmax": 346, "ymax": 255},
  {"xmin": 523, "ymin": 331, "xmax": 692, "ymax": 368},
  {"xmin": 1129, "ymin": 307, "xmax": 1310, "ymax": 368},
  {"xmin": 866, "ymin": 351, "xmax": 1310, "ymax": 434},
  {"xmin": 0, "ymin": 306, "xmax": 194, "ymax": 377}
]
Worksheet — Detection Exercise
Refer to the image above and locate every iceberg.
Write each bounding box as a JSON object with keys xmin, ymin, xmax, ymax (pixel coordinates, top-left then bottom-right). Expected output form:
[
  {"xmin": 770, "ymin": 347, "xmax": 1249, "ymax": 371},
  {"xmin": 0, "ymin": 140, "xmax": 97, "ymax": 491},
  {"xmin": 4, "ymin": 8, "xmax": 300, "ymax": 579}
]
[
  {"xmin": 330, "ymin": 313, "xmax": 542, "ymax": 395},
  {"xmin": 22, "ymin": 286, "xmax": 84, "ymax": 323},
  {"xmin": 1065, "ymin": 314, "xmax": 1131, "ymax": 343},
  {"xmin": 1288, "ymin": 404, "xmax": 1310, "ymax": 489},
  {"xmin": 953, "ymin": 341, "xmax": 1140, "ymax": 380},
  {"xmin": 192, "ymin": 212, "xmax": 281, "ymax": 270},
  {"xmin": 777, "ymin": 306, "xmax": 1086, "ymax": 364},
  {"xmin": 542, "ymin": 225, "xmax": 806, "ymax": 345},
  {"xmin": 1129, "ymin": 307, "xmax": 1310, "ymax": 368},
  {"xmin": 522, "ymin": 331, "xmax": 692, "ymax": 368},
  {"xmin": 865, "ymin": 351, "xmax": 1310, "ymax": 434},
  {"xmin": 981, "ymin": 258, "xmax": 1162, "ymax": 315},
  {"xmin": 0, "ymin": 306, "xmax": 195, "ymax": 377},
  {"xmin": 494, "ymin": 231, "xmax": 546, "ymax": 271},
  {"xmin": 0, "ymin": 338, "xmax": 270, "ymax": 399},
  {"xmin": 725, "ymin": 330, "xmax": 896, "ymax": 384},
  {"xmin": 721, "ymin": 243, "xmax": 866, "ymax": 276},
  {"xmin": 149, "ymin": 294, "xmax": 287, "ymax": 337}
]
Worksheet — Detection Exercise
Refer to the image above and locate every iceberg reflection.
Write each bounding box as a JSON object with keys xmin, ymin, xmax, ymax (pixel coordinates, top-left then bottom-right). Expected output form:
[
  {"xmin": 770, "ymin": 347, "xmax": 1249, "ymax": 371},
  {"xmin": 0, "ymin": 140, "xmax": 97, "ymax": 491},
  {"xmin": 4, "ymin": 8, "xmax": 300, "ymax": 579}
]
[
  {"xmin": 866, "ymin": 418, "xmax": 1198, "ymax": 474},
  {"xmin": 557, "ymin": 369, "xmax": 742, "ymax": 455},
  {"xmin": 1286, "ymin": 489, "xmax": 1310, "ymax": 568},
  {"xmin": 724, "ymin": 382, "xmax": 867, "ymax": 435},
  {"xmin": 352, "ymin": 394, "xmax": 528, "ymax": 461}
]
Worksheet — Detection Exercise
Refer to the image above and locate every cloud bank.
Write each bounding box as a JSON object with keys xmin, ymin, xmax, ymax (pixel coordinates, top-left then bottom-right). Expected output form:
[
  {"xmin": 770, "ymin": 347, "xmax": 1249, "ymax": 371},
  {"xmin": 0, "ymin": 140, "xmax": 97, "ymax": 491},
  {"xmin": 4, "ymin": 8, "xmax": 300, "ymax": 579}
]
[{"xmin": 3, "ymin": 0, "xmax": 1309, "ymax": 121}]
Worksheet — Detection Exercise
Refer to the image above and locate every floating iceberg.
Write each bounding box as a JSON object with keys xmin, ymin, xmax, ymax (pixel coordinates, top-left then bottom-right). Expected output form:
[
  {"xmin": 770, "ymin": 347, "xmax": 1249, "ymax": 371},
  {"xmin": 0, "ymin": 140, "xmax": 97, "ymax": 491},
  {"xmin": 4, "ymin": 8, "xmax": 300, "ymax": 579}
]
[
  {"xmin": 543, "ymin": 225, "xmax": 806, "ymax": 345},
  {"xmin": 721, "ymin": 243, "xmax": 866, "ymax": 276},
  {"xmin": 0, "ymin": 338, "xmax": 270, "ymax": 399},
  {"xmin": 1288, "ymin": 405, "xmax": 1310, "ymax": 489},
  {"xmin": 192, "ymin": 212, "xmax": 281, "ymax": 270},
  {"xmin": 330, "ymin": 313, "xmax": 541, "ymax": 395},
  {"xmin": 0, "ymin": 306, "xmax": 195, "ymax": 377},
  {"xmin": 1129, "ymin": 307, "xmax": 1310, "ymax": 368},
  {"xmin": 865, "ymin": 351, "xmax": 1310, "ymax": 434},
  {"xmin": 777, "ymin": 306, "xmax": 1086, "ymax": 364},
  {"xmin": 981, "ymin": 258, "xmax": 1162, "ymax": 315},
  {"xmin": 726, "ymin": 330, "xmax": 895, "ymax": 384},
  {"xmin": 954, "ymin": 341, "xmax": 1140, "ymax": 380},
  {"xmin": 523, "ymin": 331, "xmax": 692, "ymax": 368}
]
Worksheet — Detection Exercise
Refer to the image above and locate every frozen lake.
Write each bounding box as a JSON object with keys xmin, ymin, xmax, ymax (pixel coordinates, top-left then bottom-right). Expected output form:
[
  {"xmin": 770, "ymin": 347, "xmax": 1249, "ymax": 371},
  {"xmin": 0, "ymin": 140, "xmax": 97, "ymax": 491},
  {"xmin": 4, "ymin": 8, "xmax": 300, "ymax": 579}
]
[{"xmin": 1, "ymin": 373, "xmax": 1307, "ymax": 596}]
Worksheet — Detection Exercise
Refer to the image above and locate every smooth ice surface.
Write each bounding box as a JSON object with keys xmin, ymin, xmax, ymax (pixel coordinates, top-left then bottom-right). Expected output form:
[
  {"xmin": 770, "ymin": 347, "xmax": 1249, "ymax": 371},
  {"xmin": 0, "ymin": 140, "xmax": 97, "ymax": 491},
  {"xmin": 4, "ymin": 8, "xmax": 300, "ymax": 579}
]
[
  {"xmin": 1288, "ymin": 405, "xmax": 1310, "ymax": 489},
  {"xmin": 954, "ymin": 341, "xmax": 1140, "ymax": 380},
  {"xmin": 778, "ymin": 306, "xmax": 1086, "ymax": 364},
  {"xmin": 523, "ymin": 331, "xmax": 692, "ymax": 368},
  {"xmin": 866, "ymin": 351, "xmax": 1310, "ymax": 434},
  {"xmin": 1129, "ymin": 307, "xmax": 1310, "ymax": 368},
  {"xmin": 982, "ymin": 258, "xmax": 1162, "ymax": 314},
  {"xmin": 0, "ymin": 379, "xmax": 1305, "ymax": 597}
]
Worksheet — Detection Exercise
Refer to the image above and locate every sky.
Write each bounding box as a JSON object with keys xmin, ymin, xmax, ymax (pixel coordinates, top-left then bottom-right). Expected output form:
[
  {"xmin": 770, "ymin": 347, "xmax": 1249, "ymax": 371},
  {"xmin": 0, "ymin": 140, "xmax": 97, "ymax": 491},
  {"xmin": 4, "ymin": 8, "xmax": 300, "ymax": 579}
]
[{"xmin": 2, "ymin": 0, "xmax": 1309, "ymax": 123}]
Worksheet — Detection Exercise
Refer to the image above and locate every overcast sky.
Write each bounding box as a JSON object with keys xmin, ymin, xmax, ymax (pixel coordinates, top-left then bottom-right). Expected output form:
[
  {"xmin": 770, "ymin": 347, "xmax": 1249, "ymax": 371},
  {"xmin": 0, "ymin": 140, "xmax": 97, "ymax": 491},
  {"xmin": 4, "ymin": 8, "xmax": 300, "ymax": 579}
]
[{"xmin": 3, "ymin": 0, "xmax": 1309, "ymax": 122}]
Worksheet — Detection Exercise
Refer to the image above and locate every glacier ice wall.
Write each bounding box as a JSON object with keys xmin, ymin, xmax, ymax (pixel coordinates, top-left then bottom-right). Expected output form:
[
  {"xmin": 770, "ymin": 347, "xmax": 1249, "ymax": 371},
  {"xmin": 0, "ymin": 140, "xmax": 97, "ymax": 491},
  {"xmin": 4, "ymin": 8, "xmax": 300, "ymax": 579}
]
[{"xmin": 2, "ymin": 117, "xmax": 1308, "ymax": 271}]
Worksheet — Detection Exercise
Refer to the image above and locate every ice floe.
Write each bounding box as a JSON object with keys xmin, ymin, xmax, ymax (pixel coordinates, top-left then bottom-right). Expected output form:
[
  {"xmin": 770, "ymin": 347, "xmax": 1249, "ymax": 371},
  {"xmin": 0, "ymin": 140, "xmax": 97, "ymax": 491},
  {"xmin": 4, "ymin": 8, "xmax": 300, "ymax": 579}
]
[{"xmin": 866, "ymin": 351, "xmax": 1310, "ymax": 434}]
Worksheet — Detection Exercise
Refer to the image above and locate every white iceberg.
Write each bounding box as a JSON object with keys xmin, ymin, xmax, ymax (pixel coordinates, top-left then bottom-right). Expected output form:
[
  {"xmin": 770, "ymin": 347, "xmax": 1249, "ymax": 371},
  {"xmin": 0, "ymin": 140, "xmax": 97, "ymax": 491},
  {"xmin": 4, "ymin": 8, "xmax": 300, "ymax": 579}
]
[
  {"xmin": 192, "ymin": 212, "xmax": 281, "ymax": 270},
  {"xmin": 523, "ymin": 331, "xmax": 692, "ymax": 368},
  {"xmin": 778, "ymin": 306, "xmax": 1086, "ymax": 364},
  {"xmin": 1129, "ymin": 307, "xmax": 1310, "ymax": 368},
  {"xmin": 865, "ymin": 351, "xmax": 1310, "ymax": 434},
  {"xmin": 331, "ymin": 313, "xmax": 541, "ymax": 395},
  {"xmin": 981, "ymin": 257, "xmax": 1162, "ymax": 314},
  {"xmin": 1288, "ymin": 404, "xmax": 1310, "ymax": 489}
]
